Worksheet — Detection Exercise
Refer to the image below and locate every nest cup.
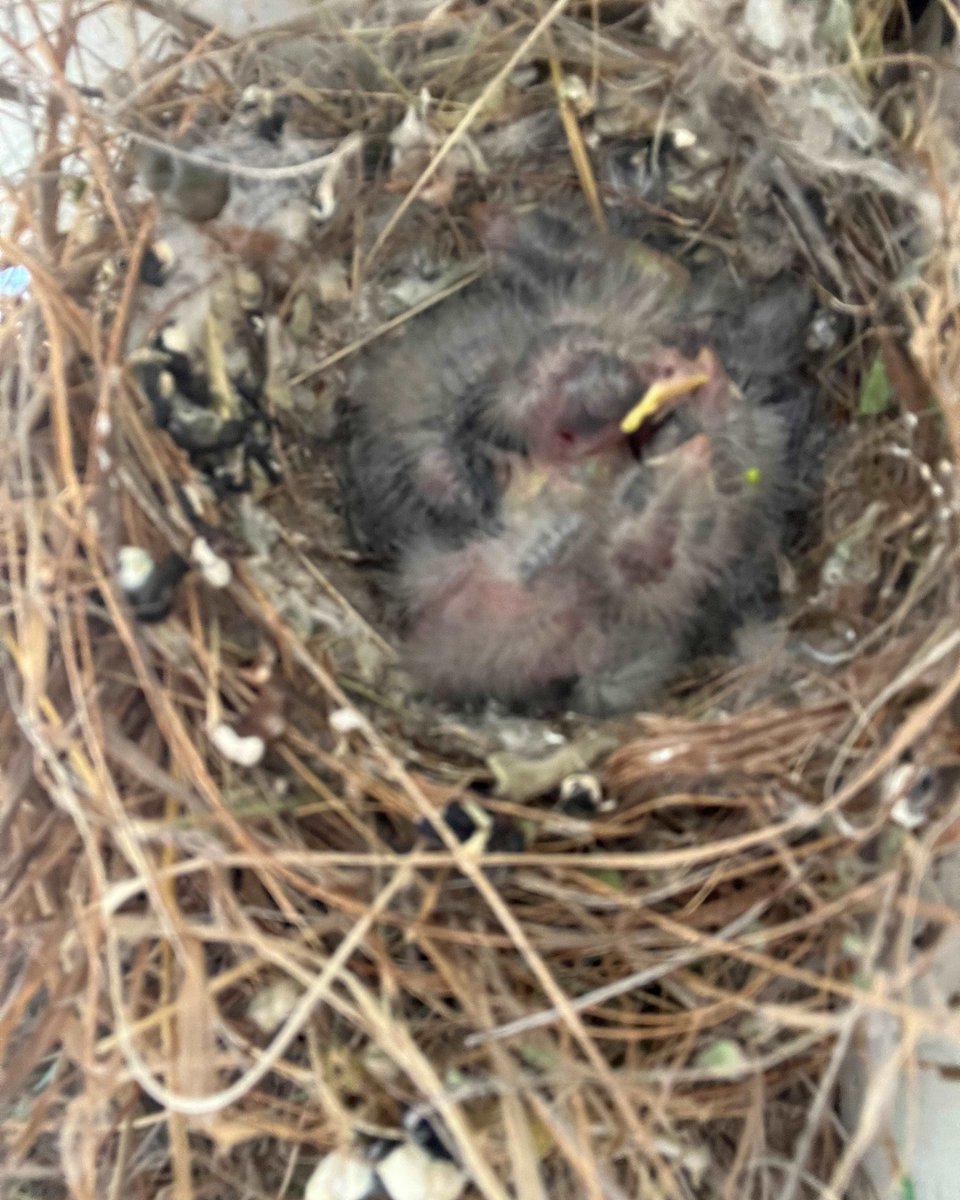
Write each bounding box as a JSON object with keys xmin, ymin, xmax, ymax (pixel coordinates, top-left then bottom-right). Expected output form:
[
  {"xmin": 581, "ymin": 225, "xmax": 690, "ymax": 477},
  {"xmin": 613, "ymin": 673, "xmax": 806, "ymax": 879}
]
[{"xmin": 2, "ymin": 3, "xmax": 960, "ymax": 1199}]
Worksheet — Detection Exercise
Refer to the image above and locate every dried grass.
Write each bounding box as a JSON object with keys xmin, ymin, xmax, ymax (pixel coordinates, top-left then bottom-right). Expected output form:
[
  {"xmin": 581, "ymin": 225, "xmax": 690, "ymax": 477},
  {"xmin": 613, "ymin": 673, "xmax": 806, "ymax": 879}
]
[{"xmin": 2, "ymin": 2, "xmax": 960, "ymax": 1198}]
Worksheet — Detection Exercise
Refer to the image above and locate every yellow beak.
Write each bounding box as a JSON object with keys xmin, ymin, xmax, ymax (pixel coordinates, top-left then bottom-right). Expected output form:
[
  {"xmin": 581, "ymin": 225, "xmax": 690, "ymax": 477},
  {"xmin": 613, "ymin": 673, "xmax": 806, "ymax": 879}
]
[{"xmin": 620, "ymin": 367, "xmax": 711, "ymax": 435}]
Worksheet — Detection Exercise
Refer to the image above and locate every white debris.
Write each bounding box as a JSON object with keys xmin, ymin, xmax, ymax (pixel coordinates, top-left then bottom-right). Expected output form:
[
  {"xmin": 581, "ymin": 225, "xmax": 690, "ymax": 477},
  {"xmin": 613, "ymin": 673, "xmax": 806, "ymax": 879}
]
[
  {"xmin": 558, "ymin": 73, "xmax": 592, "ymax": 117},
  {"xmin": 159, "ymin": 321, "xmax": 191, "ymax": 355},
  {"xmin": 305, "ymin": 1148, "xmax": 376, "ymax": 1200},
  {"xmin": 390, "ymin": 89, "xmax": 436, "ymax": 159},
  {"xmin": 117, "ymin": 545, "xmax": 155, "ymax": 592},
  {"xmin": 191, "ymin": 536, "xmax": 232, "ymax": 589},
  {"xmin": 890, "ymin": 796, "xmax": 927, "ymax": 831},
  {"xmin": 743, "ymin": 0, "xmax": 791, "ymax": 52},
  {"xmin": 311, "ymin": 132, "xmax": 363, "ymax": 222},
  {"xmin": 376, "ymin": 1143, "xmax": 466, "ymax": 1200},
  {"xmin": 248, "ymin": 978, "xmax": 300, "ymax": 1033},
  {"xmin": 211, "ymin": 723, "xmax": 266, "ymax": 767},
  {"xmin": 883, "ymin": 763, "xmax": 936, "ymax": 831},
  {"xmin": 329, "ymin": 707, "xmax": 366, "ymax": 735},
  {"xmin": 647, "ymin": 745, "xmax": 680, "ymax": 765}
]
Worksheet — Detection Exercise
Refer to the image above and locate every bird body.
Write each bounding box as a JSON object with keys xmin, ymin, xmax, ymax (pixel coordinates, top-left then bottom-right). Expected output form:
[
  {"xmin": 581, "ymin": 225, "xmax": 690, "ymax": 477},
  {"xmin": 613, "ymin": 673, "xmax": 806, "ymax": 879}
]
[{"xmin": 339, "ymin": 287, "xmax": 539, "ymax": 556}]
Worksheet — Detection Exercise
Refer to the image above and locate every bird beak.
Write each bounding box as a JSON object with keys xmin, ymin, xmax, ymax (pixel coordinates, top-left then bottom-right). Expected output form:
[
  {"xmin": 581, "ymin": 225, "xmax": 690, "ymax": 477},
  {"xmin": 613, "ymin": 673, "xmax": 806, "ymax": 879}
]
[{"xmin": 620, "ymin": 348, "xmax": 714, "ymax": 435}]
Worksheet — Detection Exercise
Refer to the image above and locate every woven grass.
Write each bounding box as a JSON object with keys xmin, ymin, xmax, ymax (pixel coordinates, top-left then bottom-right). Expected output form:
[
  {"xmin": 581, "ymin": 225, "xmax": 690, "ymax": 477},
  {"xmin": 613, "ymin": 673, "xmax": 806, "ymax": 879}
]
[{"xmin": 2, "ymin": 2, "xmax": 960, "ymax": 1198}]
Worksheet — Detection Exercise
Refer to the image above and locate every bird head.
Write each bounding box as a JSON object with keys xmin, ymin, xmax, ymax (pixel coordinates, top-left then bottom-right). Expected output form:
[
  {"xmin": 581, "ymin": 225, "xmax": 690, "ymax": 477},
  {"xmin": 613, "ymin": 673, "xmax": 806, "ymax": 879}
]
[
  {"xmin": 521, "ymin": 342, "xmax": 643, "ymax": 463},
  {"xmin": 518, "ymin": 339, "xmax": 718, "ymax": 466}
]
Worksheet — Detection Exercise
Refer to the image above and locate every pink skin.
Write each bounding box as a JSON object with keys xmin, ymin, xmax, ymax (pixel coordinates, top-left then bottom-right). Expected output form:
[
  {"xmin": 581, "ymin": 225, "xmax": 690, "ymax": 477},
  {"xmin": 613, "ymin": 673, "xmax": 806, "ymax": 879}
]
[
  {"xmin": 401, "ymin": 435, "xmax": 719, "ymax": 705},
  {"xmin": 678, "ymin": 349, "xmax": 737, "ymax": 422},
  {"xmin": 414, "ymin": 445, "xmax": 475, "ymax": 509},
  {"xmin": 471, "ymin": 202, "xmax": 519, "ymax": 252},
  {"xmin": 611, "ymin": 520, "xmax": 678, "ymax": 586},
  {"xmin": 401, "ymin": 535, "xmax": 598, "ymax": 702},
  {"xmin": 526, "ymin": 409, "xmax": 629, "ymax": 465}
]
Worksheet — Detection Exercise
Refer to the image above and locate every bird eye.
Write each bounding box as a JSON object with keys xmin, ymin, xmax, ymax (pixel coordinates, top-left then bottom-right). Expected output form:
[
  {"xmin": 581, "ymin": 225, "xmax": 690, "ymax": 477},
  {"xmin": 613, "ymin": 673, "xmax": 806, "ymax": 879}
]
[{"xmin": 557, "ymin": 428, "xmax": 576, "ymax": 445}]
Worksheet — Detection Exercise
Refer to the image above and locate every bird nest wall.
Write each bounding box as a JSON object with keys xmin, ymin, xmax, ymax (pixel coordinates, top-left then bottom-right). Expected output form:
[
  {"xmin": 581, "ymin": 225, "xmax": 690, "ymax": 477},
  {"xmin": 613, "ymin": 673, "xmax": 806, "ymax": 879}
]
[{"xmin": 3, "ymin": 3, "xmax": 960, "ymax": 1199}]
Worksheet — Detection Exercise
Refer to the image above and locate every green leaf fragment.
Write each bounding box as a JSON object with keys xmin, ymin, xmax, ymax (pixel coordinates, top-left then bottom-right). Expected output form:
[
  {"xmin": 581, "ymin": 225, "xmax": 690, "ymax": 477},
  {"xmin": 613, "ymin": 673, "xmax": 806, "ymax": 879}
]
[
  {"xmin": 696, "ymin": 1039, "xmax": 747, "ymax": 1075},
  {"xmin": 587, "ymin": 868, "xmax": 625, "ymax": 890},
  {"xmin": 859, "ymin": 354, "xmax": 891, "ymax": 416},
  {"xmin": 518, "ymin": 1043, "xmax": 558, "ymax": 1071}
]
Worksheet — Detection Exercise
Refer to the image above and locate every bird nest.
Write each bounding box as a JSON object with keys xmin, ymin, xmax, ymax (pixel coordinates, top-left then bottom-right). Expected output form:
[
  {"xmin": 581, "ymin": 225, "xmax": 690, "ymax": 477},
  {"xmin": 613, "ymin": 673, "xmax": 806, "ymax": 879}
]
[{"xmin": 3, "ymin": 2, "xmax": 960, "ymax": 1199}]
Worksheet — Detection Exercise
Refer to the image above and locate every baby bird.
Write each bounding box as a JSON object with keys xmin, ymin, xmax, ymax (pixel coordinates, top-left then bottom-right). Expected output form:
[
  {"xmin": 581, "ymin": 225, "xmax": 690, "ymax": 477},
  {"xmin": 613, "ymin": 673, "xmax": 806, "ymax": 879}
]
[
  {"xmin": 339, "ymin": 209, "xmax": 696, "ymax": 559},
  {"xmin": 573, "ymin": 359, "xmax": 789, "ymax": 714},
  {"xmin": 396, "ymin": 455, "xmax": 608, "ymax": 706},
  {"xmin": 339, "ymin": 288, "xmax": 536, "ymax": 558}
]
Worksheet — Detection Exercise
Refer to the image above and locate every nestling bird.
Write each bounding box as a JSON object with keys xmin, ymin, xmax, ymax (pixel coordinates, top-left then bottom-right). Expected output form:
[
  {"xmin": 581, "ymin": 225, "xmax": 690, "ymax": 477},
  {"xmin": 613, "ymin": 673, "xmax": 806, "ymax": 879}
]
[
  {"xmin": 573, "ymin": 359, "xmax": 790, "ymax": 714},
  {"xmin": 339, "ymin": 288, "xmax": 539, "ymax": 557},
  {"xmin": 339, "ymin": 207, "xmax": 815, "ymax": 713},
  {"xmin": 339, "ymin": 208, "xmax": 707, "ymax": 558}
]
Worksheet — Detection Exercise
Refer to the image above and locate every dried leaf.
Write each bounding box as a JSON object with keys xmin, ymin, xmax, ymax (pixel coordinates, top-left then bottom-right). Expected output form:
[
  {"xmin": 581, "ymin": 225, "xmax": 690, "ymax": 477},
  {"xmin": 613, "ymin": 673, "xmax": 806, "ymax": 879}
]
[{"xmin": 488, "ymin": 732, "xmax": 618, "ymax": 802}]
